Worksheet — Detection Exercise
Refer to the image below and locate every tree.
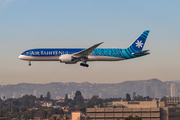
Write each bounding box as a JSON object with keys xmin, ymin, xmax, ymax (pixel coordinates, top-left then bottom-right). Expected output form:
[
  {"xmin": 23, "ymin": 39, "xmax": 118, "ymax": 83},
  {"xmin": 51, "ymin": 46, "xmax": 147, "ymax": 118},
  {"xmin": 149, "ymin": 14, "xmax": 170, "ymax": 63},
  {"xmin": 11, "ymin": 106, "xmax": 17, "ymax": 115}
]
[
  {"xmin": 74, "ymin": 91, "xmax": 82, "ymax": 101},
  {"xmin": 75, "ymin": 91, "xmax": 81, "ymax": 96},
  {"xmin": 53, "ymin": 116, "xmax": 57, "ymax": 120},
  {"xmin": 135, "ymin": 95, "xmax": 144, "ymax": 101},
  {"xmin": 133, "ymin": 92, "xmax": 136, "ymax": 101},
  {"xmin": 16, "ymin": 116, "xmax": 21, "ymax": 120},
  {"xmin": 64, "ymin": 115, "xmax": 69, "ymax": 120},
  {"xmin": 19, "ymin": 106, "xmax": 27, "ymax": 112},
  {"xmin": 47, "ymin": 91, "xmax": 51, "ymax": 100},
  {"xmin": 124, "ymin": 115, "xmax": 142, "ymax": 120},
  {"xmin": 78, "ymin": 115, "xmax": 86, "ymax": 120},
  {"xmin": 51, "ymin": 108, "xmax": 64, "ymax": 115},
  {"xmin": 86, "ymin": 116, "xmax": 91, "ymax": 120},
  {"xmin": 125, "ymin": 115, "xmax": 133, "ymax": 120},
  {"xmin": 134, "ymin": 116, "xmax": 142, "ymax": 120},
  {"xmin": 75, "ymin": 95, "xmax": 84, "ymax": 103},
  {"xmin": 12, "ymin": 105, "xmax": 19, "ymax": 112},
  {"xmin": 144, "ymin": 96, "xmax": 153, "ymax": 101},
  {"xmin": 161, "ymin": 96, "xmax": 166, "ymax": 101},
  {"xmin": 65, "ymin": 94, "xmax": 68, "ymax": 101},
  {"xmin": 19, "ymin": 95, "xmax": 36, "ymax": 108},
  {"xmin": 40, "ymin": 95, "xmax": 43, "ymax": 101},
  {"xmin": 126, "ymin": 93, "xmax": 131, "ymax": 101}
]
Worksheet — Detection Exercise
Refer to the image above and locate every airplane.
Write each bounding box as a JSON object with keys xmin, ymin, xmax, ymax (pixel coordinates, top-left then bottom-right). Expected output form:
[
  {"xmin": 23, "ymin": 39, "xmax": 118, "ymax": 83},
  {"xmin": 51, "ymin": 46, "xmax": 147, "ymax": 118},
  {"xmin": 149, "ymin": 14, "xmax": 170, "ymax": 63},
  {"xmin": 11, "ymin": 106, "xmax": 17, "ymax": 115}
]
[{"xmin": 19, "ymin": 30, "xmax": 150, "ymax": 67}]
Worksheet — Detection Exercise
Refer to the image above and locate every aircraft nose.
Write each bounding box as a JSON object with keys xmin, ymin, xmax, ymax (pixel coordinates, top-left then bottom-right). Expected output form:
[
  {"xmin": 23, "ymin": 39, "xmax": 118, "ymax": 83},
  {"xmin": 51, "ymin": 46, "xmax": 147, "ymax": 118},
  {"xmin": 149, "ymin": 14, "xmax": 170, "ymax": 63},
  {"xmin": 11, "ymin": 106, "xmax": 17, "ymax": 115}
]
[{"xmin": 18, "ymin": 55, "xmax": 23, "ymax": 60}]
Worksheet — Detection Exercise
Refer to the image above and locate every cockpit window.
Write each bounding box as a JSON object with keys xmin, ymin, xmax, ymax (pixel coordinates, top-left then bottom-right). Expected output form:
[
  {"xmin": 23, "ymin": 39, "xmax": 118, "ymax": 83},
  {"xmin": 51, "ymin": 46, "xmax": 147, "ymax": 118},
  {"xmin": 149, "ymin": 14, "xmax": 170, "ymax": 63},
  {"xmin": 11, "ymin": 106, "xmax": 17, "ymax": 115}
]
[{"xmin": 22, "ymin": 52, "xmax": 25, "ymax": 55}]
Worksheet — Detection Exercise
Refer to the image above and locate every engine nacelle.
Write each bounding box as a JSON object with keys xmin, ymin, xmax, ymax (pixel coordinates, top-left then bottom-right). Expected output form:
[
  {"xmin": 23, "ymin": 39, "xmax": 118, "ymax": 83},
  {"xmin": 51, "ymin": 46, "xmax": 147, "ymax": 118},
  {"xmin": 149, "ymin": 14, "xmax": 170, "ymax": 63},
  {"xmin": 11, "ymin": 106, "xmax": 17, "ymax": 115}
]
[{"xmin": 59, "ymin": 54, "xmax": 73, "ymax": 63}]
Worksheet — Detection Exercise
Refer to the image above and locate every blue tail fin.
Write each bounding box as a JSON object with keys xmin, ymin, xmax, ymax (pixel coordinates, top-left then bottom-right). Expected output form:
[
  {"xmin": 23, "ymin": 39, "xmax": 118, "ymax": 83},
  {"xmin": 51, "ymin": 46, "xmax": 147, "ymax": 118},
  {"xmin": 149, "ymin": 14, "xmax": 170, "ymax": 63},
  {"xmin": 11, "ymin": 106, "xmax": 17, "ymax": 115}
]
[{"xmin": 127, "ymin": 30, "xmax": 150, "ymax": 52}]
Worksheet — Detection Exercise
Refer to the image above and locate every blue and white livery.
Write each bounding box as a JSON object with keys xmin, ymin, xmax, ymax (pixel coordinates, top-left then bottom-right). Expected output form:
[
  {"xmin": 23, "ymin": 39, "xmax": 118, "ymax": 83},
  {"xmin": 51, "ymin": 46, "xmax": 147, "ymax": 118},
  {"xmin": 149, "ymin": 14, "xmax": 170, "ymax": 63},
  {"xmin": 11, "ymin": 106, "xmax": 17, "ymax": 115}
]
[{"xmin": 19, "ymin": 30, "xmax": 150, "ymax": 67}]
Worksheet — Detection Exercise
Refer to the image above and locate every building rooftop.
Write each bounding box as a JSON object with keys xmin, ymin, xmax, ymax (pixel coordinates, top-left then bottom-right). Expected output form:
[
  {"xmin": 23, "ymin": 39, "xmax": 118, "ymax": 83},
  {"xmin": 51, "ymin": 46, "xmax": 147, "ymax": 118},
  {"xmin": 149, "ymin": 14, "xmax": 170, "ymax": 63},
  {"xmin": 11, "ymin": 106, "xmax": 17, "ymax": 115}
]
[{"xmin": 112, "ymin": 101, "xmax": 166, "ymax": 108}]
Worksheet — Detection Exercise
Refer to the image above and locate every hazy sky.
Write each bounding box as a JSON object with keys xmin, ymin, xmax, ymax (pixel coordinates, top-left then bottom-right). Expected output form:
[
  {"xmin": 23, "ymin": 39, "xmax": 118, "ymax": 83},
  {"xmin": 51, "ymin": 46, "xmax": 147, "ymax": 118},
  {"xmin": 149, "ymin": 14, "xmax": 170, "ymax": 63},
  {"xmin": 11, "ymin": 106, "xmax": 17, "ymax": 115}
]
[{"xmin": 1, "ymin": 0, "xmax": 180, "ymax": 85}]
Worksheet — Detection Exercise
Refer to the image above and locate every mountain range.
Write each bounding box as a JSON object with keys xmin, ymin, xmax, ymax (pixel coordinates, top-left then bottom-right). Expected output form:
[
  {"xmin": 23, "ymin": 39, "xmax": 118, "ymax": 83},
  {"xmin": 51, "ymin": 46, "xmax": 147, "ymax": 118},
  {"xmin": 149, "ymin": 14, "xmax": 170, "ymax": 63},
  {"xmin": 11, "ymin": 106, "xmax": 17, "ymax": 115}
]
[{"xmin": 0, "ymin": 78, "xmax": 179, "ymax": 99}]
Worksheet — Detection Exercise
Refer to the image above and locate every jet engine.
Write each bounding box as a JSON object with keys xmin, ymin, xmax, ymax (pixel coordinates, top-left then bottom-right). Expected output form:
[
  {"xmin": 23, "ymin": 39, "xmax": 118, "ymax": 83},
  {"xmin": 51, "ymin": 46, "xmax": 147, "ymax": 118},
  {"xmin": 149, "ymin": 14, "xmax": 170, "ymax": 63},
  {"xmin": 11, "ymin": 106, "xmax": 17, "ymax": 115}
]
[{"xmin": 59, "ymin": 54, "xmax": 73, "ymax": 63}]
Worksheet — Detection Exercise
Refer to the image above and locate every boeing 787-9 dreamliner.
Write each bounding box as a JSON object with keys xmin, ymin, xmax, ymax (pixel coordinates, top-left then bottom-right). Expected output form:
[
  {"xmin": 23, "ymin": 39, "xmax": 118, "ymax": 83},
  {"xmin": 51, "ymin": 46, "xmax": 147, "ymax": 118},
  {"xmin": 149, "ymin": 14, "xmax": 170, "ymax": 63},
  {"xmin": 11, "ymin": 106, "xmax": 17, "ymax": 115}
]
[{"xmin": 19, "ymin": 30, "xmax": 150, "ymax": 67}]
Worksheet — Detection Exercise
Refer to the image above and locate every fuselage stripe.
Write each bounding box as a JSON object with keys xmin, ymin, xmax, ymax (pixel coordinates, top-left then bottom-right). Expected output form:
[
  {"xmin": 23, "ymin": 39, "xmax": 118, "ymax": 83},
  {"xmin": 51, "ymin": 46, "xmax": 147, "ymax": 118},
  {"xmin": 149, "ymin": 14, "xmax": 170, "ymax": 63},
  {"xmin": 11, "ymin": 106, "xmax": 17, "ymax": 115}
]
[
  {"xmin": 120, "ymin": 49, "xmax": 127, "ymax": 59},
  {"xmin": 125, "ymin": 49, "xmax": 134, "ymax": 58}
]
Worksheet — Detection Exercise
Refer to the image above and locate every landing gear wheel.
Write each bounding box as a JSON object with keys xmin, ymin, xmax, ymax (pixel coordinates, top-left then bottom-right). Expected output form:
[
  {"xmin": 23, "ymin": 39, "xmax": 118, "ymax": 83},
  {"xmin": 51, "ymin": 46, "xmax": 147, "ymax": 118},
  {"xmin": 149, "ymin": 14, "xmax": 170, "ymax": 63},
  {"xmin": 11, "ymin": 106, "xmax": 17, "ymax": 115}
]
[
  {"xmin": 28, "ymin": 61, "xmax": 31, "ymax": 66},
  {"xmin": 80, "ymin": 63, "xmax": 89, "ymax": 67}
]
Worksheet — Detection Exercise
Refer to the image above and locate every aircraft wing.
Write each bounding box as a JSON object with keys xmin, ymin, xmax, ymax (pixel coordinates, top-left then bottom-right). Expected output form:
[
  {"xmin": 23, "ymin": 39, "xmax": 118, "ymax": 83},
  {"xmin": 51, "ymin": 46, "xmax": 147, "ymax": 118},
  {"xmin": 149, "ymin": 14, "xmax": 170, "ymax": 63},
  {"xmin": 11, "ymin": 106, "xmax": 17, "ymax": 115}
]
[{"xmin": 73, "ymin": 42, "xmax": 103, "ymax": 58}]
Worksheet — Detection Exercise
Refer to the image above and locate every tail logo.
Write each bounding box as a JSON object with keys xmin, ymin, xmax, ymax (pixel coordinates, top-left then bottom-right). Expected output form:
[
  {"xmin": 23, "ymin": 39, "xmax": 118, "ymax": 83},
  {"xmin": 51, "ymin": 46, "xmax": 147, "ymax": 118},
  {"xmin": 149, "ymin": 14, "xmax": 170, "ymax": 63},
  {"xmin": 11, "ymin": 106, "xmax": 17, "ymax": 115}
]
[{"xmin": 135, "ymin": 40, "xmax": 143, "ymax": 48}]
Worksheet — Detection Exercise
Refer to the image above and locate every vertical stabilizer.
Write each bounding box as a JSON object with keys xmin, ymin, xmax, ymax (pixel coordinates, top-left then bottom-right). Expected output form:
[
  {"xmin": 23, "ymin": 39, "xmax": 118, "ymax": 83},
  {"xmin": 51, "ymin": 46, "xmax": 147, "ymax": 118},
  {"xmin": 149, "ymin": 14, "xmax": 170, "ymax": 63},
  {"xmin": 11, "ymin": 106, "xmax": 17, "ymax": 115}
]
[{"xmin": 127, "ymin": 30, "xmax": 150, "ymax": 52}]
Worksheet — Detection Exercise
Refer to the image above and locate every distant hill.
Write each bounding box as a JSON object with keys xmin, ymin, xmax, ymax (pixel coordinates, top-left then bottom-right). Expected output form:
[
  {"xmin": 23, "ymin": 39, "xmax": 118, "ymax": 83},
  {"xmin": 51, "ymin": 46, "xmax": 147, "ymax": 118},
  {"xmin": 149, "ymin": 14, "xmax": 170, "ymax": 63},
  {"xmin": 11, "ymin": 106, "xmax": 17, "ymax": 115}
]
[{"xmin": 0, "ymin": 78, "xmax": 179, "ymax": 99}]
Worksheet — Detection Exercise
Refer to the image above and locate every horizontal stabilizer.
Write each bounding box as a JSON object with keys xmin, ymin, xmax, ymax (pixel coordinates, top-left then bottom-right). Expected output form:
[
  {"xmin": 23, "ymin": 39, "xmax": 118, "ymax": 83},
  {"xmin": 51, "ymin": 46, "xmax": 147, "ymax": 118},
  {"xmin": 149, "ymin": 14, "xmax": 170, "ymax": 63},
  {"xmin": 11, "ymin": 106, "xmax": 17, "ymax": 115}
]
[{"xmin": 131, "ymin": 50, "xmax": 149, "ymax": 55}]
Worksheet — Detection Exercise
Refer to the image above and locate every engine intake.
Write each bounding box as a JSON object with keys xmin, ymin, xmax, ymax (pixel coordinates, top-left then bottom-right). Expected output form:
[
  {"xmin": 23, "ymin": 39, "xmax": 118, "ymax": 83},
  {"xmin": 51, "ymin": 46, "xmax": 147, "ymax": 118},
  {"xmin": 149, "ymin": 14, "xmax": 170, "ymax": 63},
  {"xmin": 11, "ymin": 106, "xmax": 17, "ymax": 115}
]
[{"xmin": 59, "ymin": 54, "xmax": 73, "ymax": 63}]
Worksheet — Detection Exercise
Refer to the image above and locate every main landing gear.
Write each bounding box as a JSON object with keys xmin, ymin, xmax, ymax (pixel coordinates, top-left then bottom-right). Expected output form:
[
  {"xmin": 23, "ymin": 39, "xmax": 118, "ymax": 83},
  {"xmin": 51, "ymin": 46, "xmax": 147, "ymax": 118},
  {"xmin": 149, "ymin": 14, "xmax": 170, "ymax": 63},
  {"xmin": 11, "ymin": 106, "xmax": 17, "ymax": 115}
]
[
  {"xmin": 80, "ymin": 63, "xmax": 89, "ymax": 67},
  {"xmin": 80, "ymin": 57, "xmax": 89, "ymax": 67}
]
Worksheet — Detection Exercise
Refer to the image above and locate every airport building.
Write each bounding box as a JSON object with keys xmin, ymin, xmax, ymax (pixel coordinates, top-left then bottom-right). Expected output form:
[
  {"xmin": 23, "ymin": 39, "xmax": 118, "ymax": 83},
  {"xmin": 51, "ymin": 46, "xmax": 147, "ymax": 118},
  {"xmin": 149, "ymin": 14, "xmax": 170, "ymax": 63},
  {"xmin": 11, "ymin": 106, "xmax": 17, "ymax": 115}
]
[{"xmin": 86, "ymin": 100, "xmax": 180, "ymax": 120}]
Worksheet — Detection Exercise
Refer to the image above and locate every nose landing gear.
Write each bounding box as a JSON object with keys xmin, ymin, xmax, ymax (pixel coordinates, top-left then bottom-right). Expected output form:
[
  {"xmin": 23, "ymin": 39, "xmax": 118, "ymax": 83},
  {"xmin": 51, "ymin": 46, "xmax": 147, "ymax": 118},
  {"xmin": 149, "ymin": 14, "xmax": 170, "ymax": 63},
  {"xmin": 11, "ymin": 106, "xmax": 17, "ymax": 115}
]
[{"xmin": 28, "ymin": 61, "xmax": 31, "ymax": 66}]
